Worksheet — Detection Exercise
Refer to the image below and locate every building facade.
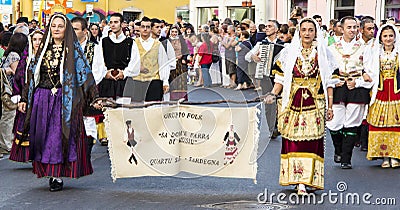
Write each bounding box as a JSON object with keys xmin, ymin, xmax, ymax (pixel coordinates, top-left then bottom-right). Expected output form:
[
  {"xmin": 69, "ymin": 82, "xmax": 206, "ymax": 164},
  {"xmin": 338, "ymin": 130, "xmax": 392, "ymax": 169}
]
[
  {"xmin": 13, "ymin": 0, "xmax": 189, "ymax": 24},
  {"xmin": 190, "ymin": 0, "xmax": 400, "ymax": 29}
]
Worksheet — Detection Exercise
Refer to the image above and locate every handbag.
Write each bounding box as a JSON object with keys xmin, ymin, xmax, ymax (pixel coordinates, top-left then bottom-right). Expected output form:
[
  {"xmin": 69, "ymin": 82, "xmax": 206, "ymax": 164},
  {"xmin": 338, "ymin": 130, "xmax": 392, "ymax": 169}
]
[{"xmin": 0, "ymin": 57, "xmax": 17, "ymax": 111}]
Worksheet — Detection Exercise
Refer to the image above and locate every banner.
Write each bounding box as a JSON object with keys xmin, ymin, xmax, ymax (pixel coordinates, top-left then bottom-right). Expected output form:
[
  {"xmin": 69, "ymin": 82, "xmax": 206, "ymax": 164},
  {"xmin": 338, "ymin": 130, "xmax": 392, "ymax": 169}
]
[{"xmin": 104, "ymin": 104, "xmax": 261, "ymax": 182}]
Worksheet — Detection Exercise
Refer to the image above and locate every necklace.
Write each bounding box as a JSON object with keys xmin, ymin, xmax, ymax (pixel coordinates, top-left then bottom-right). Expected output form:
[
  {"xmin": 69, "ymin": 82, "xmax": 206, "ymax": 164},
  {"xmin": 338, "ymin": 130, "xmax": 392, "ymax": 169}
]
[{"xmin": 44, "ymin": 43, "xmax": 63, "ymax": 96}]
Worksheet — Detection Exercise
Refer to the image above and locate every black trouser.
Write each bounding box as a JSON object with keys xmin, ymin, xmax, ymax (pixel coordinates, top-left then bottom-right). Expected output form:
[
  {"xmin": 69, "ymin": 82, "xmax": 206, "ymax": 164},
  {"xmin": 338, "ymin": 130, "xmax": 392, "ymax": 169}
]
[
  {"xmin": 359, "ymin": 123, "xmax": 369, "ymax": 149},
  {"xmin": 341, "ymin": 127, "xmax": 358, "ymax": 164},
  {"xmin": 330, "ymin": 127, "xmax": 358, "ymax": 164},
  {"xmin": 330, "ymin": 129, "xmax": 343, "ymax": 156}
]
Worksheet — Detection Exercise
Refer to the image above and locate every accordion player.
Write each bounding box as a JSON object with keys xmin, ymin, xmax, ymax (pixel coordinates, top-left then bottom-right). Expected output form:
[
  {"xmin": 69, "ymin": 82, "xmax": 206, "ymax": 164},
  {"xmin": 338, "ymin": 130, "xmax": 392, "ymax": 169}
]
[{"xmin": 254, "ymin": 40, "xmax": 285, "ymax": 79}]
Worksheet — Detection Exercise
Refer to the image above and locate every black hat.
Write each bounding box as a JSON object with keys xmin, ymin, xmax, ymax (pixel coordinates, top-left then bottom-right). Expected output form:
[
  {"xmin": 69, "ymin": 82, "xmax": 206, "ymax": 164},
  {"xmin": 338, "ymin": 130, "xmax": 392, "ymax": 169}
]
[{"xmin": 17, "ymin": 17, "xmax": 29, "ymax": 25}]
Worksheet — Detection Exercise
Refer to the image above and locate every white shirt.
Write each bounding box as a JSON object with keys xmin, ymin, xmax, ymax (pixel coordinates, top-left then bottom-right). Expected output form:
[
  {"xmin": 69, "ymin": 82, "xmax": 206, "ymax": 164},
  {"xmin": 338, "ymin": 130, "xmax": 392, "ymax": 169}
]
[
  {"xmin": 245, "ymin": 37, "xmax": 279, "ymax": 62},
  {"xmin": 138, "ymin": 36, "xmax": 170, "ymax": 86},
  {"xmin": 161, "ymin": 39, "xmax": 177, "ymax": 70},
  {"xmin": 92, "ymin": 32, "xmax": 141, "ymax": 85}
]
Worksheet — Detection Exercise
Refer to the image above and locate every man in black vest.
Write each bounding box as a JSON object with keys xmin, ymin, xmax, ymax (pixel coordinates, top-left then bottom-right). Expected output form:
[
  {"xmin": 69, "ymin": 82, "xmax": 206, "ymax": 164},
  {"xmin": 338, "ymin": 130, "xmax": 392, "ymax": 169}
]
[{"xmin": 93, "ymin": 13, "xmax": 140, "ymax": 100}]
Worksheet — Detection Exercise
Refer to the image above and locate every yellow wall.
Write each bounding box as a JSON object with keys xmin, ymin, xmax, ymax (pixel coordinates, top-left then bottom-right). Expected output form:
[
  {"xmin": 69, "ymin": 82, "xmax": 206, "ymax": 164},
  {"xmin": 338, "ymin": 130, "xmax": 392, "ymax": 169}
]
[{"xmin": 21, "ymin": 0, "xmax": 189, "ymax": 24}]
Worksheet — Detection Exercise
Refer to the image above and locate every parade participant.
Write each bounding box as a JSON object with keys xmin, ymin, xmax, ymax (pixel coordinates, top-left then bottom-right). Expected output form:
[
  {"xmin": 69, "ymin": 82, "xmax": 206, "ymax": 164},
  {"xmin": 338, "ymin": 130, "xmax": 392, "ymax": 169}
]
[
  {"xmin": 151, "ymin": 18, "xmax": 176, "ymax": 87},
  {"xmin": 245, "ymin": 19, "xmax": 284, "ymax": 139},
  {"xmin": 358, "ymin": 16, "xmax": 375, "ymax": 151},
  {"xmin": 89, "ymin": 23, "xmax": 102, "ymax": 44},
  {"xmin": 326, "ymin": 16, "xmax": 373, "ymax": 169},
  {"xmin": 166, "ymin": 25, "xmax": 189, "ymax": 100},
  {"xmin": 9, "ymin": 30, "xmax": 43, "ymax": 162},
  {"xmin": 18, "ymin": 13, "xmax": 101, "ymax": 191},
  {"xmin": 265, "ymin": 17, "xmax": 336, "ymax": 195},
  {"xmin": 71, "ymin": 17, "xmax": 104, "ymax": 149},
  {"xmin": 128, "ymin": 16, "xmax": 169, "ymax": 102},
  {"xmin": 327, "ymin": 19, "xmax": 342, "ymax": 46},
  {"xmin": 92, "ymin": 13, "xmax": 140, "ymax": 145},
  {"xmin": 0, "ymin": 33, "xmax": 28, "ymax": 158},
  {"xmin": 92, "ymin": 13, "xmax": 140, "ymax": 96},
  {"xmin": 366, "ymin": 24, "xmax": 400, "ymax": 168}
]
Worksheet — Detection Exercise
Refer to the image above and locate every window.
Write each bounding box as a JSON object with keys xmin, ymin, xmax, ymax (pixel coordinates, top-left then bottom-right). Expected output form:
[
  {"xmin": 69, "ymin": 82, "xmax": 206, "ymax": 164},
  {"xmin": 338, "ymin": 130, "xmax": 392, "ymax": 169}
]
[
  {"xmin": 227, "ymin": 7, "xmax": 255, "ymax": 22},
  {"xmin": 198, "ymin": 7, "xmax": 218, "ymax": 26},
  {"xmin": 176, "ymin": 10, "xmax": 190, "ymax": 23},
  {"xmin": 385, "ymin": 0, "xmax": 400, "ymax": 21},
  {"xmin": 123, "ymin": 12, "xmax": 141, "ymax": 22},
  {"xmin": 291, "ymin": 0, "xmax": 308, "ymax": 17},
  {"xmin": 334, "ymin": 0, "xmax": 355, "ymax": 19}
]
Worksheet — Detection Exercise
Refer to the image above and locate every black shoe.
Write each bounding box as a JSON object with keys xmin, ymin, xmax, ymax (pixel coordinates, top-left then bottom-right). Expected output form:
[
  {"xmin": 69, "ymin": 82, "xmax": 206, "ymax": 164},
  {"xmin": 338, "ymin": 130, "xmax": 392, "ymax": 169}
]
[
  {"xmin": 334, "ymin": 155, "xmax": 341, "ymax": 163},
  {"xmin": 49, "ymin": 178, "xmax": 63, "ymax": 192},
  {"xmin": 271, "ymin": 129, "xmax": 280, "ymax": 139},
  {"xmin": 355, "ymin": 142, "xmax": 361, "ymax": 147},
  {"xmin": 341, "ymin": 163, "xmax": 352, "ymax": 169},
  {"xmin": 361, "ymin": 147, "xmax": 368, "ymax": 152}
]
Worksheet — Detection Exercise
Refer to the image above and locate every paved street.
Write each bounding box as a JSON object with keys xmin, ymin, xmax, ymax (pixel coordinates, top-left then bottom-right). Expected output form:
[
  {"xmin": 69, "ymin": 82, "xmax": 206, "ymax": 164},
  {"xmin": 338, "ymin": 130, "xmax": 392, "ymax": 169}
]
[{"xmin": 0, "ymin": 86, "xmax": 399, "ymax": 209}]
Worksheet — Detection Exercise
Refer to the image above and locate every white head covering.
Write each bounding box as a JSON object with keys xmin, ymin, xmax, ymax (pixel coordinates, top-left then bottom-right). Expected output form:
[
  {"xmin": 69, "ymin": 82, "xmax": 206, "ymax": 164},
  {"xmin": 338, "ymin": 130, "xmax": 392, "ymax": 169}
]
[
  {"xmin": 277, "ymin": 17, "xmax": 338, "ymax": 111},
  {"xmin": 368, "ymin": 23, "xmax": 400, "ymax": 104}
]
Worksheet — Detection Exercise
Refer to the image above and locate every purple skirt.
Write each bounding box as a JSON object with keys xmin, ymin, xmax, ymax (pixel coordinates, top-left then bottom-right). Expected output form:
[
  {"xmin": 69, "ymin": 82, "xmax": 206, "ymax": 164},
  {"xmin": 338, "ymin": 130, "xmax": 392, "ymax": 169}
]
[{"xmin": 29, "ymin": 88, "xmax": 92, "ymax": 178}]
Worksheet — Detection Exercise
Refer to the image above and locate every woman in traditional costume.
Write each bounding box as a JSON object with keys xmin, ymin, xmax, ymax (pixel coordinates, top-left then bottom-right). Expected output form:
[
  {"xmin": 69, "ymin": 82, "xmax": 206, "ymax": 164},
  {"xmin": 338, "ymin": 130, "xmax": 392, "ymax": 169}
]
[
  {"xmin": 265, "ymin": 18, "xmax": 337, "ymax": 194},
  {"xmin": 167, "ymin": 25, "xmax": 190, "ymax": 100},
  {"xmin": 10, "ymin": 30, "xmax": 44, "ymax": 162},
  {"xmin": 18, "ymin": 13, "xmax": 101, "ymax": 192},
  {"xmin": 366, "ymin": 24, "xmax": 400, "ymax": 168}
]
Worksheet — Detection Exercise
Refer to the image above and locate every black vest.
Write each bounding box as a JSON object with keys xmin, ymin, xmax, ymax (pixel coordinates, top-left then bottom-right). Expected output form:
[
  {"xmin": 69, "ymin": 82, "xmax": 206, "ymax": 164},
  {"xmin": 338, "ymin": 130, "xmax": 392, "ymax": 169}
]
[{"xmin": 102, "ymin": 37, "xmax": 133, "ymax": 70}]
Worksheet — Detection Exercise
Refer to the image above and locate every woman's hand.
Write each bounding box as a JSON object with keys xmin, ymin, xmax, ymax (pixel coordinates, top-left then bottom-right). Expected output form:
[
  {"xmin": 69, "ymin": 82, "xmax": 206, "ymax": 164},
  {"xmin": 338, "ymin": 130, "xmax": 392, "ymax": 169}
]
[
  {"xmin": 263, "ymin": 94, "xmax": 276, "ymax": 104},
  {"xmin": 92, "ymin": 100, "xmax": 103, "ymax": 110},
  {"xmin": 326, "ymin": 108, "xmax": 334, "ymax": 121},
  {"xmin": 18, "ymin": 102, "xmax": 27, "ymax": 113}
]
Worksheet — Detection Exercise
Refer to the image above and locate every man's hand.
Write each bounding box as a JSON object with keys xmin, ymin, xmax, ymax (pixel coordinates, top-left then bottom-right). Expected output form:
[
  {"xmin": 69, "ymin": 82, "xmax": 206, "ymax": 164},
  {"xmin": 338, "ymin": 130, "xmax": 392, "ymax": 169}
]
[
  {"xmin": 115, "ymin": 69, "xmax": 124, "ymax": 80},
  {"xmin": 163, "ymin": 85, "xmax": 169, "ymax": 94},
  {"xmin": 105, "ymin": 70, "xmax": 116, "ymax": 80},
  {"xmin": 252, "ymin": 51, "xmax": 261, "ymax": 63},
  {"xmin": 326, "ymin": 109, "xmax": 334, "ymax": 121},
  {"xmin": 140, "ymin": 65, "xmax": 149, "ymax": 74}
]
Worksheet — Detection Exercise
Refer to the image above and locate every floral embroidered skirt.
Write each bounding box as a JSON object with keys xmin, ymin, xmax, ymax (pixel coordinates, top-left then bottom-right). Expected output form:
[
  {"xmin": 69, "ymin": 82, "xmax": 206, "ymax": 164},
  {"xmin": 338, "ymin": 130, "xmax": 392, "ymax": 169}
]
[
  {"xmin": 277, "ymin": 88, "xmax": 325, "ymax": 190},
  {"xmin": 367, "ymin": 78, "xmax": 400, "ymax": 160}
]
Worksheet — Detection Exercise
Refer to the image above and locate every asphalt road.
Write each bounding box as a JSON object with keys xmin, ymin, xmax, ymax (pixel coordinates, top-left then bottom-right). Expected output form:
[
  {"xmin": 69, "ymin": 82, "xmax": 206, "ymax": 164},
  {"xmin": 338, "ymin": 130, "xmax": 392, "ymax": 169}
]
[{"xmin": 0, "ymin": 86, "xmax": 399, "ymax": 210}]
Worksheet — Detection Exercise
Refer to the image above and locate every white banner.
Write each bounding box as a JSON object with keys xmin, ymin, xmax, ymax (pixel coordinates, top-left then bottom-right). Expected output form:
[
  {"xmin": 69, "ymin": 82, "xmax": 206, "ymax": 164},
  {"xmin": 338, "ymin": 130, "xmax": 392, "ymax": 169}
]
[{"xmin": 105, "ymin": 104, "xmax": 260, "ymax": 182}]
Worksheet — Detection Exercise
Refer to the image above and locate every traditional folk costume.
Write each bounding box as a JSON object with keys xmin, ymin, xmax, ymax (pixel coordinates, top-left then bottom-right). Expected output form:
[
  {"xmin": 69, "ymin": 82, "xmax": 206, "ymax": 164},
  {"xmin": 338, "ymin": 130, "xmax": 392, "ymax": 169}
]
[
  {"xmin": 9, "ymin": 47, "xmax": 29, "ymax": 162},
  {"xmin": 80, "ymin": 38, "xmax": 101, "ymax": 149},
  {"xmin": 92, "ymin": 32, "xmax": 140, "ymax": 145},
  {"xmin": 168, "ymin": 33, "xmax": 189, "ymax": 101},
  {"xmin": 92, "ymin": 32, "xmax": 140, "ymax": 99},
  {"xmin": 128, "ymin": 36, "xmax": 169, "ymax": 102},
  {"xmin": 20, "ymin": 14, "xmax": 98, "ymax": 183},
  {"xmin": 326, "ymin": 35, "xmax": 373, "ymax": 168},
  {"xmin": 366, "ymin": 24, "xmax": 400, "ymax": 166},
  {"xmin": 274, "ymin": 19, "xmax": 337, "ymax": 190}
]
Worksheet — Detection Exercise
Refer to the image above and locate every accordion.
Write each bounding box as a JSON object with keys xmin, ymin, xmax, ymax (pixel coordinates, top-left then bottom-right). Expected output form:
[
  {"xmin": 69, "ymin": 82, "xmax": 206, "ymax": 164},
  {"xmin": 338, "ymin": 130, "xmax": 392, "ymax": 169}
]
[{"xmin": 255, "ymin": 42, "xmax": 284, "ymax": 79}]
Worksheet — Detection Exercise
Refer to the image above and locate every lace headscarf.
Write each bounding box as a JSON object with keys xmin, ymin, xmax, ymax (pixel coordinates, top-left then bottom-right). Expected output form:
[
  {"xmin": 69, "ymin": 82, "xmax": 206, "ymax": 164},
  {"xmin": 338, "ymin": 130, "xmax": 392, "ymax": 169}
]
[
  {"xmin": 277, "ymin": 17, "xmax": 338, "ymax": 111},
  {"xmin": 367, "ymin": 23, "xmax": 400, "ymax": 104}
]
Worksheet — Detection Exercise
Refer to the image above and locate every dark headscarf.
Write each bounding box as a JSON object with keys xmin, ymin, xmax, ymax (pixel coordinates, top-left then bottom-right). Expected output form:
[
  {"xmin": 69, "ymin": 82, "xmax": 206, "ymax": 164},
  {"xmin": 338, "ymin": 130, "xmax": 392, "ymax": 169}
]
[{"xmin": 23, "ymin": 13, "xmax": 97, "ymax": 161}]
